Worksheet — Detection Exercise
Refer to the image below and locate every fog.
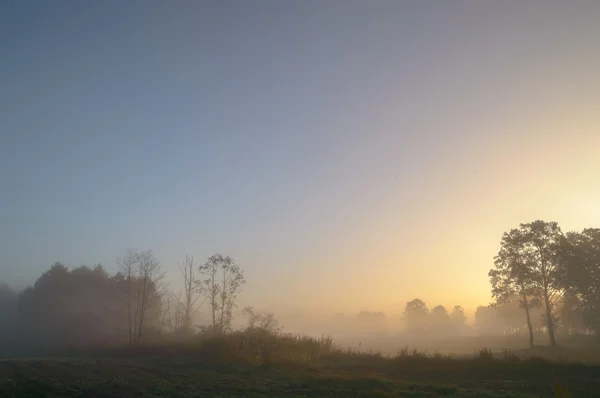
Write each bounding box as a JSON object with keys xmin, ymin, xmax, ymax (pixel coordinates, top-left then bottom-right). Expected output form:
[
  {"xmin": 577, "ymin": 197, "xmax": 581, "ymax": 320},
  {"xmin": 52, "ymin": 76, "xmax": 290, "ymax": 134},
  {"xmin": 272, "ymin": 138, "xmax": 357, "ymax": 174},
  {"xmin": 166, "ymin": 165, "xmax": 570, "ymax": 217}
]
[{"xmin": 1, "ymin": 225, "xmax": 597, "ymax": 358}]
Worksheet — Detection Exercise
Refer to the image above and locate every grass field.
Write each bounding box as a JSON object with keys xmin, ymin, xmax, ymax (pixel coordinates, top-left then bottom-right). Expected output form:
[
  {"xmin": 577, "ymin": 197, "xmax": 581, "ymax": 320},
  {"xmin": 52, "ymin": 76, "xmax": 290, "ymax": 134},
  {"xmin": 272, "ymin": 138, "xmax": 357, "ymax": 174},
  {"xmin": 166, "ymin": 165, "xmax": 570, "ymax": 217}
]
[
  {"xmin": 1, "ymin": 332, "xmax": 598, "ymax": 397},
  {"xmin": 0, "ymin": 358, "xmax": 550, "ymax": 397},
  {"xmin": 0, "ymin": 351, "xmax": 597, "ymax": 397}
]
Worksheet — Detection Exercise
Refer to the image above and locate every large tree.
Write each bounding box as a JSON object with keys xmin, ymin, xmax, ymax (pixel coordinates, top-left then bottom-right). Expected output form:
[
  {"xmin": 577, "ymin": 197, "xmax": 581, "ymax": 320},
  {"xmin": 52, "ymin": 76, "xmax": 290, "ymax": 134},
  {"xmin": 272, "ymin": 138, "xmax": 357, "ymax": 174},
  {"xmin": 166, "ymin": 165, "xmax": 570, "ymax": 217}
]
[
  {"xmin": 519, "ymin": 221, "xmax": 564, "ymax": 346},
  {"xmin": 491, "ymin": 220, "xmax": 564, "ymax": 347},
  {"xmin": 198, "ymin": 254, "xmax": 245, "ymax": 334},
  {"xmin": 490, "ymin": 228, "xmax": 539, "ymax": 347},
  {"xmin": 559, "ymin": 228, "xmax": 600, "ymax": 336}
]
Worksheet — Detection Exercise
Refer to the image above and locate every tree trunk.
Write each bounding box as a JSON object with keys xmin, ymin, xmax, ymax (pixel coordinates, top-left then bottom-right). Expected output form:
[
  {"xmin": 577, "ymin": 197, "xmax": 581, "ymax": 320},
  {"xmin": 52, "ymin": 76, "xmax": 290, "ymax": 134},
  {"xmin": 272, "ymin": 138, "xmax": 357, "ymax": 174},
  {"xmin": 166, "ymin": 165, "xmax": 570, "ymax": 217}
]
[
  {"xmin": 127, "ymin": 278, "xmax": 132, "ymax": 347},
  {"xmin": 544, "ymin": 288, "xmax": 557, "ymax": 347},
  {"xmin": 523, "ymin": 296, "xmax": 535, "ymax": 348}
]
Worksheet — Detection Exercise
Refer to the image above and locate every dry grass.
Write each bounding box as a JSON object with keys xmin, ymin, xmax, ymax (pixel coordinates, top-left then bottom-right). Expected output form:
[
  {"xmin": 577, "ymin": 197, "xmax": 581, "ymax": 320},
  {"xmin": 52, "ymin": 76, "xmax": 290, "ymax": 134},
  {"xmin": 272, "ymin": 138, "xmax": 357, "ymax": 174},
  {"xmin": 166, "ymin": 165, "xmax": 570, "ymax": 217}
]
[{"xmin": 3, "ymin": 330, "xmax": 599, "ymax": 397}]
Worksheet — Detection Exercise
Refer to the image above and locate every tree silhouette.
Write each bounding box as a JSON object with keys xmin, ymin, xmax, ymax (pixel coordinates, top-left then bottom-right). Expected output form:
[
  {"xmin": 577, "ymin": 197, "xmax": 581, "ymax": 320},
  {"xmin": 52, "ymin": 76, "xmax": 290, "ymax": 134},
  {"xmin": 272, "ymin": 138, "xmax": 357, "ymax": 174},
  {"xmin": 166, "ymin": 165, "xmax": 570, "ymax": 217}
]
[
  {"xmin": 558, "ymin": 290, "xmax": 586, "ymax": 335},
  {"xmin": 474, "ymin": 305, "xmax": 501, "ymax": 335},
  {"xmin": 198, "ymin": 254, "xmax": 245, "ymax": 334},
  {"xmin": 490, "ymin": 227, "xmax": 539, "ymax": 347},
  {"xmin": 451, "ymin": 305, "xmax": 467, "ymax": 330},
  {"xmin": 403, "ymin": 299, "xmax": 429, "ymax": 334},
  {"xmin": 0, "ymin": 284, "xmax": 19, "ymax": 353},
  {"xmin": 116, "ymin": 249, "xmax": 165, "ymax": 345},
  {"xmin": 430, "ymin": 305, "xmax": 452, "ymax": 333},
  {"xmin": 519, "ymin": 221, "xmax": 564, "ymax": 346},
  {"xmin": 173, "ymin": 255, "xmax": 203, "ymax": 335},
  {"xmin": 559, "ymin": 228, "xmax": 600, "ymax": 336}
]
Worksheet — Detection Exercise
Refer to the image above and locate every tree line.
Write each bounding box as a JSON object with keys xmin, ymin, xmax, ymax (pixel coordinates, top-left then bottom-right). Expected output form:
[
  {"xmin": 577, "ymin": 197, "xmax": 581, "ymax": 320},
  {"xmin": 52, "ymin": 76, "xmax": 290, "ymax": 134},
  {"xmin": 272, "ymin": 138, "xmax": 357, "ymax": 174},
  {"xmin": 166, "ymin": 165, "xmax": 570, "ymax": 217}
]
[
  {"xmin": 401, "ymin": 299, "xmax": 470, "ymax": 337},
  {"xmin": 0, "ymin": 251, "xmax": 248, "ymax": 353},
  {"xmin": 1, "ymin": 220, "xmax": 598, "ymax": 354}
]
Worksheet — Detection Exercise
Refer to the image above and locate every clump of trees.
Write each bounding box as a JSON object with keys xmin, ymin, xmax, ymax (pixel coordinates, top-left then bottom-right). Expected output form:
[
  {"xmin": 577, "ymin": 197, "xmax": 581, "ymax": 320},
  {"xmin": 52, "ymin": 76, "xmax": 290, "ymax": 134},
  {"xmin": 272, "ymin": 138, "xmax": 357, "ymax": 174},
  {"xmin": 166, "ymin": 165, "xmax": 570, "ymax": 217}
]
[
  {"xmin": 402, "ymin": 299, "xmax": 470, "ymax": 338},
  {"xmin": 0, "ymin": 250, "xmax": 248, "ymax": 354},
  {"xmin": 489, "ymin": 220, "xmax": 600, "ymax": 347}
]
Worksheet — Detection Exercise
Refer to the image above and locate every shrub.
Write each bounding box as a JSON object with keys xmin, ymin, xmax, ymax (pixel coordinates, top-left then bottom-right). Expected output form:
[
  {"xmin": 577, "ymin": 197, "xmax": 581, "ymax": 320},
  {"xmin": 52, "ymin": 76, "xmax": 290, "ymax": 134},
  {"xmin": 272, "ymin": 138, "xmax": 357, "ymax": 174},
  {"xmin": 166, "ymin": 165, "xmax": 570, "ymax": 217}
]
[
  {"xmin": 476, "ymin": 347, "xmax": 494, "ymax": 361},
  {"xmin": 502, "ymin": 349, "xmax": 520, "ymax": 362}
]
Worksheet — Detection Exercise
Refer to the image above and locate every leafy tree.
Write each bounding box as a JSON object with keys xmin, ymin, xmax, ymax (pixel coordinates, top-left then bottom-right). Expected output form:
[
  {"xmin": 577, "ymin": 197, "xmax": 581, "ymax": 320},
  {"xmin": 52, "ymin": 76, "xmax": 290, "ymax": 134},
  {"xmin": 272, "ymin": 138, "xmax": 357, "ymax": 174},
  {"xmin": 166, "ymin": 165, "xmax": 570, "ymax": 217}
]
[
  {"xmin": 198, "ymin": 254, "xmax": 245, "ymax": 334},
  {"xmin": 430, "ymin": 305, "xmax": 452, "ymax": 332},
  {"xmin": 403, "ymin": 298, "xmax": 429, "ymax": 333},
  {"xmin": 490, "ymin": 228, "xmax": 539, "ymax": 347},
  {"xmin": 451, "ymin": 305, "xmax": 467, "ymax": 329},
  {"xmin": 474, "ymin": 305, "xmax": 501, "ymax": 335},
  {"xmin": 18, "ymin": 262, "xmax": 126, "ymax": 347},
  {"xmin": 558, "ymin": 290, "xmax": 586, "ymax": 335},
  {"xmin": 559, "ymin": 228, "xmax": 600, "ymax": 336},
  {"xmin": 518, "ymin": 221, "xmax": 564, "ymax": 346}
]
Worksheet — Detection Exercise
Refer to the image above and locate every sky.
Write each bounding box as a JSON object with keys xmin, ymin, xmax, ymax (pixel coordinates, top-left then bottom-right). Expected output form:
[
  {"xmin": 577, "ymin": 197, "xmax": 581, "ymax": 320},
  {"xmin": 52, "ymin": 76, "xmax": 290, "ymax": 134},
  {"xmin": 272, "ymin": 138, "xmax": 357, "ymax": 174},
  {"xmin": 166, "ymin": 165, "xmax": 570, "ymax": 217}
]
[{"xmin": 1, "ymin": 1, "xmax": 600, "ymax": 321}]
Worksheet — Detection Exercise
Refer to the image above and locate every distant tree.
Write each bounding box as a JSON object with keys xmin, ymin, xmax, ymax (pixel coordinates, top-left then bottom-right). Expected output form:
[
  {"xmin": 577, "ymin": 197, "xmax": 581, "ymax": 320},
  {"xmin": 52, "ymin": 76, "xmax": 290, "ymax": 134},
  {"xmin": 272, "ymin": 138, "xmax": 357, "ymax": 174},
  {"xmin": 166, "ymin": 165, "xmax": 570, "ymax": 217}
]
[
  {"xmin": 134, "ymin": 250, "xmax": 165, "ymax": 342},
  {"xmin": 0, "ymin": 284, "xmax": 19, "ymax": 353},
  {"xmin": 117, "ymin": 249, "xmax": 164, "ymax": 344},
  {"xmin": 356, "ymin": 311, "xmax": 388, "ymax": 332},
  {"xmin": 474, "ymin": 305, "xmax": 498, "ymax": 335},
  {"xmin": 173, "ymin": 255, "xmax": 203, "ymax": 335},
  {"xmin": 451, "ymin": 305, "xmax": 467, "ymax": 329},
  {"xmin": 117, "ymin": 250, "xmax": 139, "ymax": 346},
  {"xmin": 430, "ymin": 305, "xmax": 452, "ymax": 334},
  {"xmin": 17, "ymin": 262, "xmax": 129, "ymax": 347},
  {"xmin": 403, "ymin": 299, "xmax": 429, "ymax": 333},
  {"xmin": 490, "ymin": 227, "xmax": 540, "ymax": 347},
  {"xmin": 559, "ymin": 228, "xmax": 600, "ymax": 336},
  {"xmin": 198, "ymin": 254, "xmax": 245, "ymax": 334}
]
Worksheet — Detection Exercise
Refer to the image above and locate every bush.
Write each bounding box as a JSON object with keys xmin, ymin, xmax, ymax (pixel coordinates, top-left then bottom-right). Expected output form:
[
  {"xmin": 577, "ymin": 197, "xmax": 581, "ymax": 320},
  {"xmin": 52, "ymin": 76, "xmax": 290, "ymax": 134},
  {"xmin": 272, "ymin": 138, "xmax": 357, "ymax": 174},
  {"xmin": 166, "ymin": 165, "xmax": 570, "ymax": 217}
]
[
  {"xmin": 476, "ymin": 347, "xmax": 494, "ymax": 361},
  {"xmin": 503, "ymin": 349, "xmax": 520, "ymax": 362}
]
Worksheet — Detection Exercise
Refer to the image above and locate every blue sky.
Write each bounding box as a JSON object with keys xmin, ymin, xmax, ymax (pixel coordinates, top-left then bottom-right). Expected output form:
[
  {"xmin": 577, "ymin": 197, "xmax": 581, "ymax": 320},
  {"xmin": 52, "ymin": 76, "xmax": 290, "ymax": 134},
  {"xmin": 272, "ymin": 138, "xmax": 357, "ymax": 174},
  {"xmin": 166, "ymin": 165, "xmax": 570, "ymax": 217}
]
[{"xmin": 2, "ymin": 1, "xmax": 600, "ymax": 316}]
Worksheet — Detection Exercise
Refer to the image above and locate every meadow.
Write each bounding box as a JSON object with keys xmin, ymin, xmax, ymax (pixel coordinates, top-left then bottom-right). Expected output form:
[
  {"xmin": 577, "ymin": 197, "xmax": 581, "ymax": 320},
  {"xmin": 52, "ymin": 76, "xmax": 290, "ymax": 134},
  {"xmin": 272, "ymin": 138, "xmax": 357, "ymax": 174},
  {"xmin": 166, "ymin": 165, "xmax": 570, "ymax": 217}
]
[{"xmin": 1, "ymin": 331, "xmax": 598, "ymax": 397}]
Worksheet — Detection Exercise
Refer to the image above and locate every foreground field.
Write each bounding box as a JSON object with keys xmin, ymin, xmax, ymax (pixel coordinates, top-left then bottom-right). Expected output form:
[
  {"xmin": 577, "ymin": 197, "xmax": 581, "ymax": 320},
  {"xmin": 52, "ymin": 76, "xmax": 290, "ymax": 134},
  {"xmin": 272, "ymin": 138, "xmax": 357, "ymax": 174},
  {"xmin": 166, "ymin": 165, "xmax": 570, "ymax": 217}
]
[{"xmin": 0, "ymin": 355, "xmax": 597, "ymax": 397}]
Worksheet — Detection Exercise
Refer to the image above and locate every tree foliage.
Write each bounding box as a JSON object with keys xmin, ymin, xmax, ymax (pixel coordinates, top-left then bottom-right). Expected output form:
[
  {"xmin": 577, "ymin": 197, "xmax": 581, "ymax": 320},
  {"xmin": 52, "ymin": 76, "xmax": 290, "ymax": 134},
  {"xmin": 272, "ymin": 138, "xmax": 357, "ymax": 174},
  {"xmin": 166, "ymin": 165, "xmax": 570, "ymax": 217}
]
[
  {"xmin": 559, "ymin": 228, "xmax": 600, "ymax": 335},
  {"xmin": 403, "ymin": 299, "xmax": 429, "ymax": 333},
  {"xmin": 490, "ymin": 221, "xmax": 564, "ymax": 347}
]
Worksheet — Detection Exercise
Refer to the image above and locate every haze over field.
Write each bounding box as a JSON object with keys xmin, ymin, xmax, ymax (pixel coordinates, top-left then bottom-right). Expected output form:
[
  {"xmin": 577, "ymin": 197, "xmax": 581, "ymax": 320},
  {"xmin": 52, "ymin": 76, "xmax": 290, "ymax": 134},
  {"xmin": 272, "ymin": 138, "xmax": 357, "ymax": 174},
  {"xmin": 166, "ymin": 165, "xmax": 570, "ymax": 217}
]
[{"xmin": 2, "ymin": 0, "xmax": 600, "ymax": 329}]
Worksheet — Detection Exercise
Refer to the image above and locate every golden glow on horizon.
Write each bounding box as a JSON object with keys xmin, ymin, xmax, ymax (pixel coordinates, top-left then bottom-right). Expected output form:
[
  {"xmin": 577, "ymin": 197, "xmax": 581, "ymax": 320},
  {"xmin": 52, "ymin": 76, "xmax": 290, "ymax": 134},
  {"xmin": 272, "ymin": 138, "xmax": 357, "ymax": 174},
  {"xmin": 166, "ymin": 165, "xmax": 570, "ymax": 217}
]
[{"xmin": 242, "ymin": 107, "xmax": 600, "ymax": 320}]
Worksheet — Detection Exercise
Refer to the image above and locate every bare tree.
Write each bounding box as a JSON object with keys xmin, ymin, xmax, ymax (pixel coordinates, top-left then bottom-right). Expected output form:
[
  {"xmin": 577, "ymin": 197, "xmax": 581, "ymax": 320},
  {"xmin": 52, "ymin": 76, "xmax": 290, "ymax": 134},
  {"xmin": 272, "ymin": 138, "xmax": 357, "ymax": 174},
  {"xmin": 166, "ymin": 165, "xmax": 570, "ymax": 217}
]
[
  {"xmin": 242, "ymin": 306, "xmax": 281, "ymax": 333},
  {"xmin": 134, "ymin": 249, "xmax": 165, "ymax": 342},
  {"xmin": 117, "ymin": 249, "xmax": 139, "ymax": 346},
  {"xmin": 173, "ymin": 255, "xmax": 203, "ymax": 335},
  {"xmin": 160, "ymin": 293, "xmax": 173, "ymax": 332},
  {"xmin": 198, "ymin": 254, "xmax": 245, "ymax": 334}
]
